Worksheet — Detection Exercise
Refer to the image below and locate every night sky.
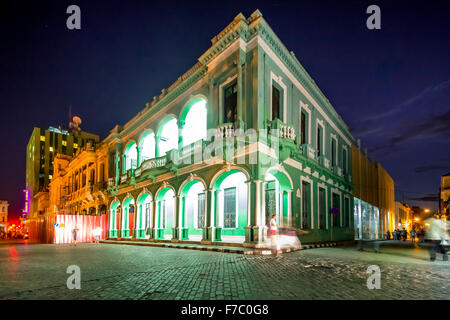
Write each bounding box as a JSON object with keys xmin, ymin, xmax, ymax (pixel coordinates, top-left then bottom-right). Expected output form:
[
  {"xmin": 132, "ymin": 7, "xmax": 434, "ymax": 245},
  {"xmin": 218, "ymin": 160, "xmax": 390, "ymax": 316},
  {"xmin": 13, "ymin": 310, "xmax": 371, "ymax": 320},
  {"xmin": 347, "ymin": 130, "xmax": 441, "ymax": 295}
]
[{"xmin": 1, "ymin": 0, "xmax": 449, "ymax": 221}]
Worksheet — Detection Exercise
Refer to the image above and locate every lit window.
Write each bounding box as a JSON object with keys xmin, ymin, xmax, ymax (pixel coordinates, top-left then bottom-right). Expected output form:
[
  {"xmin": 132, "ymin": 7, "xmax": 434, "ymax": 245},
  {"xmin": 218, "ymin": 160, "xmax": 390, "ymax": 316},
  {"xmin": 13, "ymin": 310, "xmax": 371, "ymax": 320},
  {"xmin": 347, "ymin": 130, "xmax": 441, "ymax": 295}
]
[
  {"xmin": 49, "ymin": 175, "xmax": 53, "ymax": 180},
  {"xmin": 40, "ymin": 136, "xmax": 45, "ymax": 142},
  {"xmin": 62, "ymin": 140, "xmax": 67, "ymax": 146},
  {"xmin": 73, "ymin": 143, "xmax": 78, "ymax": 149},
  {"xmin": 49, "ymin": 147, "xmax": 53, "ymax": 152}
]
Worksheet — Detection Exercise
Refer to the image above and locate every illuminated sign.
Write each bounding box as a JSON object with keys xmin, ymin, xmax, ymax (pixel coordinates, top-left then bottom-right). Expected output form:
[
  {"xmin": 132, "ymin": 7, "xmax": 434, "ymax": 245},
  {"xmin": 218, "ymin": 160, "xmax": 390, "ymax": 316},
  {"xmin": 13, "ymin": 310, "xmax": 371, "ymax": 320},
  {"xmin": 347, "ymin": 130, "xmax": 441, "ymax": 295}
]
[{"xmin": 23, "ymin": 189, "xmax": 30, "ymax": 213}]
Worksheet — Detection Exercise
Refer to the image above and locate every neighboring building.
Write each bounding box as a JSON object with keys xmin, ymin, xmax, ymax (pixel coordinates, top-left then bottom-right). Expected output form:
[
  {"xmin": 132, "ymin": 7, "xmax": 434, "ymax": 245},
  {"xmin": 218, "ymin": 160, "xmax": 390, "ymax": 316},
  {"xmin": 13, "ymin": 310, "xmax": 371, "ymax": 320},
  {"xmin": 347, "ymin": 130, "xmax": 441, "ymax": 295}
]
[
  {"xmin": 48, "ymin": 140, "xmax": 110, "ymax": 217},
  {"xmin": 0, "ymin": 200, "xmax": 8, "ymax": 233},
  {"xmin": 26, "ymin": 126, "xmax": 99, "ymax": 219},
  {"xmin": 440, "ymin": 173, "xmax": 450, "ymax": 216},
  {"xmin": 352, "ymin": 140, "xmax": 395, "ymax": 240},
  {"xmin": 395, "ymin": 202, "xmax": 413, "ymax": 231},
  {"xmin": 103, "ymin": 10, "xmax": 355, "ymax": 245}
]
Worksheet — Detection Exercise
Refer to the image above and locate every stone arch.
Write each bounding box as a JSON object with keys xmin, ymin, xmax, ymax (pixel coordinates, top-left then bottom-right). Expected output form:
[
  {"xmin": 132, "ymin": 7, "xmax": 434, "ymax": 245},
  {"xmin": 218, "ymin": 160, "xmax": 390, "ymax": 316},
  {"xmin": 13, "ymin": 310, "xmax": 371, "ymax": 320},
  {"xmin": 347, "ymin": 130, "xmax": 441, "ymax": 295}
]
[
  {"xmin": 123, "ymin": 141, "xmax": 138, "ymax": 172},
  {"xmin": 120, "ymin": 194, "xmax": 135, "ymax": 238},
  {"xmin": 137, "ymin": 129, "xmax": 156, "ymax": 164},
  {"xmin": 135, "ymin": 188, "xmax": 153, "ymax": 239},
  {"xmin": 264, "ymin": 165, "xmax": 294, "ymax": 228},
  {"xmin": 209, "ymin": 166, "xmax": 250, "ymax": 243},
  {"xmin": 109, "ymin": 198, "xmax": 121, "ymax": 238},
  {"xmin": 179, "ymin": 94, "xmax": 208, "ymax": 123},
  {"xmin": 154, "ymin": 183, "xmax": 177, "ymax": 240},
  {"xmin": 177, "ymin": 174, "xmax": 208, "ymax": 241},
  {"xmin": 209, "ymin": 165, "xmax": 251, "ymax": 190},
  {"xmin": 156, "ymin": 115, "xmax": 179, "ymax": 157},
  {"xmin": 179, "ymin": 95, "xmax": 208, "ymax": 147}
]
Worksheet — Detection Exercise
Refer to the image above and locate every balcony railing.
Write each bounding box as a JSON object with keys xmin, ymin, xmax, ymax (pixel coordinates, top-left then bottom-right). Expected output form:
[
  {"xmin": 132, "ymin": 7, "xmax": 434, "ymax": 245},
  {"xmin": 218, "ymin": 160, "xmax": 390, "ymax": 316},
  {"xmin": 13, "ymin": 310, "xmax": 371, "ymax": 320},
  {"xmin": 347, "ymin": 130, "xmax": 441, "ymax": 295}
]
[
  {"xmin": 135, "ymin": 156, "xmax": 167, "ymax": 177},
  {"xmin": 215, "ymin": 123, "xmax": 234, "ymax": 139},
  {"xmin": 268, "ymin": 119, "xmax": 296, "ymax": 142}
]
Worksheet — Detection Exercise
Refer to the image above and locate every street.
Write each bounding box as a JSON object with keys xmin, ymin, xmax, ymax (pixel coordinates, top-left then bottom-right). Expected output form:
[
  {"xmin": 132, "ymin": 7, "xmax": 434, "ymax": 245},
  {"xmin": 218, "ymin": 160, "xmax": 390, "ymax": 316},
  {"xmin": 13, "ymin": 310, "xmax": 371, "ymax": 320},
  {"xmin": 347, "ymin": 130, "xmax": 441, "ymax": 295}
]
[{"xmin": 0, "ymin": 241, "xmax": 449, "ymax": 300}]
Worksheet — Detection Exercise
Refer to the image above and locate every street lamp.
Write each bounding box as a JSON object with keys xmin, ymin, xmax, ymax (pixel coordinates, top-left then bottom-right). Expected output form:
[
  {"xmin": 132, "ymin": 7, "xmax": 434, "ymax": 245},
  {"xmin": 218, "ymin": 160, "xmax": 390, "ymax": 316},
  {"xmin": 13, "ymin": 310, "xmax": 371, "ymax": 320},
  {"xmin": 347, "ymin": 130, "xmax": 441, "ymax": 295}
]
[{"xmin": 424, "ymin": 209, "xmax": 430, "ymax": 213}]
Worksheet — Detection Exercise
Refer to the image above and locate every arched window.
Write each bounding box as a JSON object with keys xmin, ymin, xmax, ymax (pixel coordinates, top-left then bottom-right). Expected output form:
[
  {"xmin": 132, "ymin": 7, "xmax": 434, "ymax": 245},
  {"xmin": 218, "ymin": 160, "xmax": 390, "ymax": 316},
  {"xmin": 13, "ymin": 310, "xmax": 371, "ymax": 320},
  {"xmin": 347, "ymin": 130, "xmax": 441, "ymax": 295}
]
[
  {"xmin": 139, "ymin": 131, "xmax": 155, "ymax": 163},
  {"xmin": 158, "ymin": 118, "xmax": 178, "ymax": 156},
  {"xmin": 182, "ymin": 99, "xmax": 207, "ymax": 146},
  {"xmin": 124, "ymin": 142, "xmax": 137, "ymax": 172}
]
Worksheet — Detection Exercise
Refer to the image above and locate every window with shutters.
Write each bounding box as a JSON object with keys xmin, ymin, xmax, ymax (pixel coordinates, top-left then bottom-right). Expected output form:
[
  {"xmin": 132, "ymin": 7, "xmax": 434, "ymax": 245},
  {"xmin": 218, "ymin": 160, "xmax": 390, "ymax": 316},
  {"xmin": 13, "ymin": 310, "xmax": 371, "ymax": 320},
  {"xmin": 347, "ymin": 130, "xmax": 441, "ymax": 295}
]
[
  {"xmin": 302, "ymin": 181, "xmax": 310, "ymax": 229},
  {"xmin": 319, "ymin": 187, "xmax": 326, "ymax": 229},
  {"xmin": 265, "ymin": 181, "xmax": 277, "ymax": 225},
  {"xmin": 301, "ymin": 112, "xmax": 307, "ymax": 145},
  {"xmin": 161, "ymin": 200, "xmax": 166, "ymax": 228},
  {"xmin": 332, "ymin": 193, "xmax": 340, "ymax": 227},
  {"xmin": 272, "ymin": 85, "xmax": 281, "ymax": 120},
  {"xmin": 223, "ymin": 187, "xmax": 237, "ymax": 228},
  {"xmin": 224, "ymin": 81, "xmax": 237, "ymax": 123},
  {"xmin": 197, "ymin": 193, "xmax": 205, "ymax": 229}
]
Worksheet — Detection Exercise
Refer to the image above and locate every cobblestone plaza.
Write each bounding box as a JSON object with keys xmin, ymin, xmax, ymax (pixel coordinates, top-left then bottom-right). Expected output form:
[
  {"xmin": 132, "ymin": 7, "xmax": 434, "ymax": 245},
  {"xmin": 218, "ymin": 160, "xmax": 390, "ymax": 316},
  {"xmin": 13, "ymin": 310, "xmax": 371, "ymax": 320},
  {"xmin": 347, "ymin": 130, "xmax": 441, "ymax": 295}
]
[{"xmin": 0, "ymin": 242, "xmax": 448, "ymax": 300}]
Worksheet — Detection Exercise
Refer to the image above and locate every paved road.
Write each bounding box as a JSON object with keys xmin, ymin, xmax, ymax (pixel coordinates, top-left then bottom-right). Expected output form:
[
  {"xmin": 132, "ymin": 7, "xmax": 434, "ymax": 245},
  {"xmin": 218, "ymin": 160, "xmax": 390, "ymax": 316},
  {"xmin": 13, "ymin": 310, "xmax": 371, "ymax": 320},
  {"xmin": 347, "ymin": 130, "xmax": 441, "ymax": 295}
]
[{"xmin": 0, "ymin": 242, "xmax": 448, "ymax": 300}]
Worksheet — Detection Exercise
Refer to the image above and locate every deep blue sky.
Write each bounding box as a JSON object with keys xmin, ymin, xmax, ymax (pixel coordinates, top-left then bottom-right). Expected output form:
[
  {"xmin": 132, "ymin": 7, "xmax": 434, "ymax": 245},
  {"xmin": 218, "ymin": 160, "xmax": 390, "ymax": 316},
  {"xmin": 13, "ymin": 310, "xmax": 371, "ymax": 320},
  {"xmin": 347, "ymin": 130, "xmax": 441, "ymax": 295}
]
[{"xmin": 1, "ymin": 0, "xmax": 449, "ymax": 220}]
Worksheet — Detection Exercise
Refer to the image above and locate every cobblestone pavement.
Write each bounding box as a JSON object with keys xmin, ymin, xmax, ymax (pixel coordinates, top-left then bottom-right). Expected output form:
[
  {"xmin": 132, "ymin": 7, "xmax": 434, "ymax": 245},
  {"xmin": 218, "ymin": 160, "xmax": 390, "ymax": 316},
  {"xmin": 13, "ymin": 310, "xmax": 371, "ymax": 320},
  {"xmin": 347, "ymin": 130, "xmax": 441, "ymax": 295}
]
[{"xmin": 0, "ymin": 242, "xmax": 448, "ymax": 300}]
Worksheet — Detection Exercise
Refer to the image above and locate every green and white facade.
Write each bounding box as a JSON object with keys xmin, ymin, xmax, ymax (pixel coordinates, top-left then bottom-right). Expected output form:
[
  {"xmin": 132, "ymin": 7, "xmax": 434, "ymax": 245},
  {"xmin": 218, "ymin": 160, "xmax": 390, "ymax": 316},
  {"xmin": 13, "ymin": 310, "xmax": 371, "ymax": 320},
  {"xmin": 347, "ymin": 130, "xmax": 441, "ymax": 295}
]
[{"xmin": 105, "ymin": 10, "xmax": 355, "ymax": 245}]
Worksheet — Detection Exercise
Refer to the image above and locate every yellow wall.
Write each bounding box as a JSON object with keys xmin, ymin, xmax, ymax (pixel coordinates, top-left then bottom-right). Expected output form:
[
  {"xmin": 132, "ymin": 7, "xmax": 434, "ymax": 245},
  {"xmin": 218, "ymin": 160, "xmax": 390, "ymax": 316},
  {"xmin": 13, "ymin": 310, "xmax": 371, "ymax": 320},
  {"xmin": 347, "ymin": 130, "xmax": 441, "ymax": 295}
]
[{"xmin": 352, "ymin": 145, "xmax": 395, "ymax": 233}]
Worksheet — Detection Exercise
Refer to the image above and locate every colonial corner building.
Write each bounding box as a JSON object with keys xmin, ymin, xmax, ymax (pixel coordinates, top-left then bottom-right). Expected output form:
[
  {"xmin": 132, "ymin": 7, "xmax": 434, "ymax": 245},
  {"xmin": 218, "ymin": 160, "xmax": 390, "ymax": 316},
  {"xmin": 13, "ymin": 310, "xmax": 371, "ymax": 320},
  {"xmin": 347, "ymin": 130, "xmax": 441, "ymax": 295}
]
[{"xmin": 27, "ymin": 10, "xmax": 396, "ymax": 246}]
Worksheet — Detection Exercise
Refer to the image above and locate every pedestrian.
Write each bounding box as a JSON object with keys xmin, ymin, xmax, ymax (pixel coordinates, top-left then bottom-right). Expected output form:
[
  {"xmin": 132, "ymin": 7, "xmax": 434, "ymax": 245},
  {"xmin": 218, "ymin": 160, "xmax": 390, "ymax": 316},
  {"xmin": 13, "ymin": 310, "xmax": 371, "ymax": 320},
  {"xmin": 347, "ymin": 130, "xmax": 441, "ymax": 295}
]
[
  {"xmin": 424, "ymin": 217, "xmax": 447, "ymax": 262},
  {"xmin": 410, "ymin": 229, "xmax": 416, "ymax": 243},
  {"xmin": 386, "ymin": 230, "xmax": 391, "ymax": 240},
  {"xmin": 93, "ymin": 227, "xmax": 101, "ymax": 244},
  {"xmin": 401, "ymin": 227, "xmax": 407, "ymax": 241},
  {"xmin": 72, "ymin": 225, "xmax": 79, "ymax": 246},
  {"xmin": 269, "ymin": 214, "xmax": 281, "ymax": 257}
]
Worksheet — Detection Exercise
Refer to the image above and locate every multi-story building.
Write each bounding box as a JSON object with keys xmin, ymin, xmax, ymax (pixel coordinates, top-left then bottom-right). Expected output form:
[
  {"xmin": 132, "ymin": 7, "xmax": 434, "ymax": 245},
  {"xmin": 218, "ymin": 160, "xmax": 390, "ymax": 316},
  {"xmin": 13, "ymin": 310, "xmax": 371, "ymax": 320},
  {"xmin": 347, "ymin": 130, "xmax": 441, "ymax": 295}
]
[
  {"xmin": 352, "ymin": 140, "xmax": 395, "ymax": 240},
  {"xmin": 103, "ymin": 10, "xmax": 355, "ymax": 245},
  {"xmin": 440, "ymin": 173, "xmax": 450, "ymax": 216},
  {"xmin": 395, "ymin": 202, "xmax": 413, "ymax": 232},
  {"xmin": 0, "ymin": 200, "xmax": 8, "ymax": 234},
  {"xmin": 48, "ymin": 140, "xmax": 110, "ymax": 217},
  {"xmin": 26, "ymin": 126, "xmax": 99, "ymax": 219}
]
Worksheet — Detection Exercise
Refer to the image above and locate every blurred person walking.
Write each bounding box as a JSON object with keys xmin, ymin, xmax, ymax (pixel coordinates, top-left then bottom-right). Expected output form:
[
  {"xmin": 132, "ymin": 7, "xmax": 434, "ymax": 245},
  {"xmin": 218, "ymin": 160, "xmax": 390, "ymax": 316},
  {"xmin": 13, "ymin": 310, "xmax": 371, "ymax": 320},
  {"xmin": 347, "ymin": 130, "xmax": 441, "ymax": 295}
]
[
  {"xmin": 410, "ymin": 229, "xmax": 416, "ymax": 243},
  {"xmin": 269, "ymin": 214, "xmax": 281, "ymax": 257},
  {"xmin": 424, "ymin": 217, "xmax": 448, "ymax": 262},
  {"xmin": 72, "ymin": 225, "xmax": 79, "ymax": 246}
]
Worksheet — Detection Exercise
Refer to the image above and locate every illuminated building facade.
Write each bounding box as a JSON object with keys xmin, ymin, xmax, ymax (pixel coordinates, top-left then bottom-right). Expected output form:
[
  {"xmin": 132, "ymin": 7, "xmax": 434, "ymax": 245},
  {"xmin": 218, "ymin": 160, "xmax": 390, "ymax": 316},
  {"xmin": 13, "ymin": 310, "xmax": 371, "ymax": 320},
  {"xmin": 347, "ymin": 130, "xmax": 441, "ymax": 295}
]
[
  {"xmin": 104, "ymin": 11, "xmax": 355, "ymax": 245},
  {"xmin": 0, "ymin": 200, "xmax": 8, "ymax": 233},
  {"xmin": 26, "ymin": 126, "xmax": 99, "ymax": 219},
  {"xmin": 440, "ymin": 173, "xmax": 450, "ymax": 216},
  {"xmin": 352, "ymin": 141, "xmax": 395, "ymax": 240},
  {"xmin": 395, "ymin": 202, "xmax": 413, "ymax": 232},
  {"xmin": 48, "ymin": 140, "xmax": 110, "ymax": 217}
]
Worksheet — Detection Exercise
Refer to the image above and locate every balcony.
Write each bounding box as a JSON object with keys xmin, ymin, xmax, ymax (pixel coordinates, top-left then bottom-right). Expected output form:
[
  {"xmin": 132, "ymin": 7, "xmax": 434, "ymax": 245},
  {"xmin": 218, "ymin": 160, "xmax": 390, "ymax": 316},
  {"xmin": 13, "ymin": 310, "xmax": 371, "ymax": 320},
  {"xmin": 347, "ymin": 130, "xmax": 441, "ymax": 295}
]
[
  {"xmin": 215, "ymin": 123, "xmax": 234, "ymax": 139},
  {"xmin": 267, "ymin": 119, "xmax": 296, "ymax": 142},
  {"xmin": 135, "ymin": 156, "xmax": 167, "ymax": 178}
]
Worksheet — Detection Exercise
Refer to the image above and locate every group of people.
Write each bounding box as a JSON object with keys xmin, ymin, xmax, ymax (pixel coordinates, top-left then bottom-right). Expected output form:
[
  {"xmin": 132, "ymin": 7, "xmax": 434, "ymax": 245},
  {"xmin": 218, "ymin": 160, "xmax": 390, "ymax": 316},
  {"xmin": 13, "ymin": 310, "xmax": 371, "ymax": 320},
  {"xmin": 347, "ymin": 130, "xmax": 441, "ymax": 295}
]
[
  {"xmin": 386, "ymin": 227, "xmax": 425, "ymax": 243},
  {"xmin": 70, "ymin": 226, "xmax": 102, "ymax": 246},
  {"xmin": 0, "ymin": 230, "xmax": 26, "ymax": 240}
]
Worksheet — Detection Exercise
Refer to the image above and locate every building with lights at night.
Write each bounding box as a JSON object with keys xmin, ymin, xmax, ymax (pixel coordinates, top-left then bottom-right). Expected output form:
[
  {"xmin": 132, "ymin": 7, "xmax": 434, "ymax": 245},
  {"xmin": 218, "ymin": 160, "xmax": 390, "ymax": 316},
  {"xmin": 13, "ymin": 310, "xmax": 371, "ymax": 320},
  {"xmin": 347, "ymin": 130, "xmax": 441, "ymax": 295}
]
[
  {"xmin": 0, "ymin": 200, "xmax": 8, "ymax": 234},
  {"xmin": 103, "ymin": 10, "xmax": 355, "ymax": 245},
  {"xmin": 352, "ymin": 140, "xmax": 395, "ymax": 240},
  {"xmin": 440, "ymin": 173, "xmax": 450, "ymax": 216},
  {"xmin": 26, "ymin": 126, "xmax": 99, "ymax": 220}
]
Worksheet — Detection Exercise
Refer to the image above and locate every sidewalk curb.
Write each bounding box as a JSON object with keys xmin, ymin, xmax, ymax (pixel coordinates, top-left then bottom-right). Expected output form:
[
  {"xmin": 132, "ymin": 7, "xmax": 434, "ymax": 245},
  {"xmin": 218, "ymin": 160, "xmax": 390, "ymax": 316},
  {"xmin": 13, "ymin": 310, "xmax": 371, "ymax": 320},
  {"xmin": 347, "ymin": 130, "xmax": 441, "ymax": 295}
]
[{"xmin": 100, "ymin": 240, "xmax": 339, "ymax": 255}]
